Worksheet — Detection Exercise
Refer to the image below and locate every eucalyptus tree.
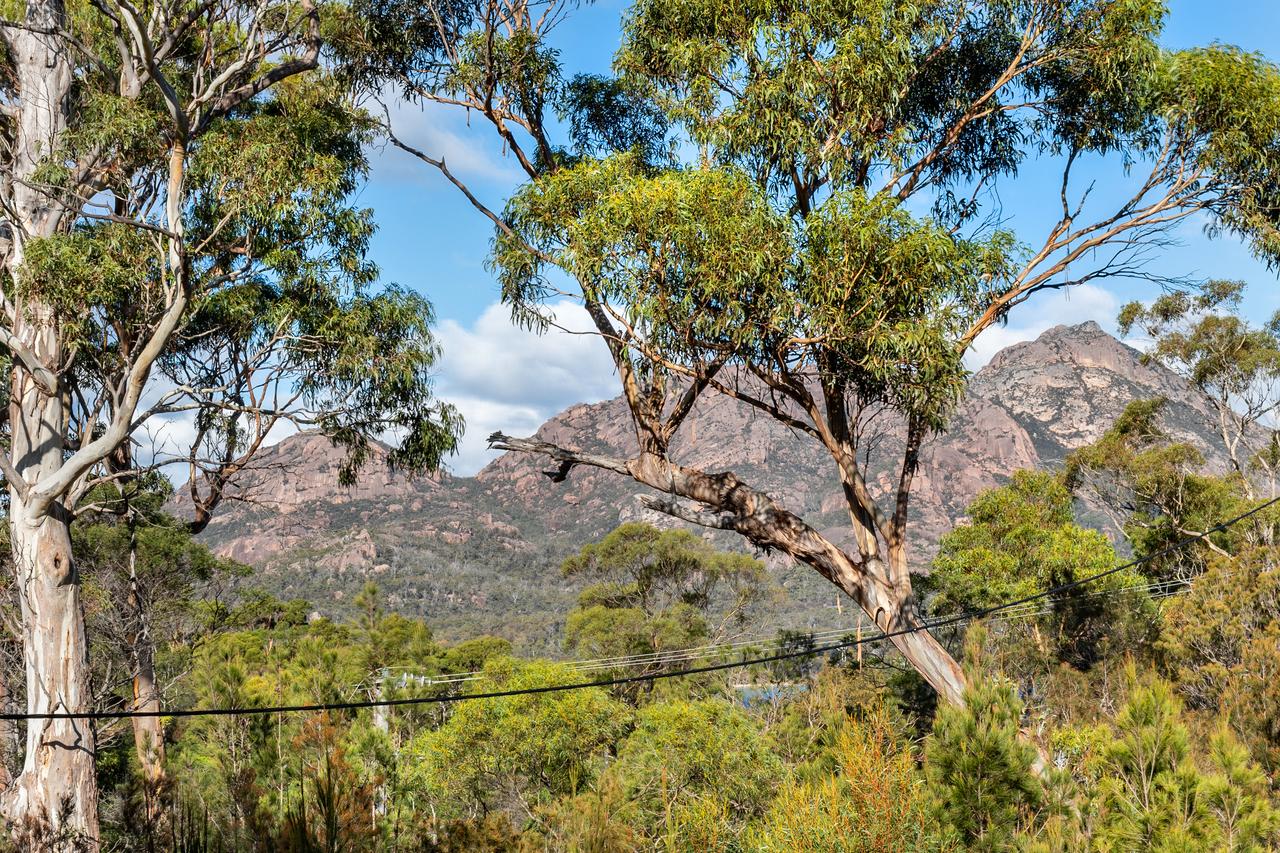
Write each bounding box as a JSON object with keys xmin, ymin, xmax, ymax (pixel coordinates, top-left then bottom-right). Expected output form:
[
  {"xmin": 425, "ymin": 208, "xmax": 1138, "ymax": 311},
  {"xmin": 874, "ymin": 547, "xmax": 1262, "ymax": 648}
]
[
  {"xmin": 1068, "ymin": 282, "xmax": 1280, "ymax": 580},
  {"xmin": 1119, "ymin": 280, "xmax": 1280, "ymax": 499},
  {"xmin": 560, "ymin": 523, "xmax": 769, "ymax": 697},
  {"xmin": 924, "ymin": 471, "xmax": 1150, "ymax": 673},
  {"xmin": 0, "ymin": 0, "xmax": 459, "ymax": 842},
  {"xmin": 70, "ymin": 477, "xmax": 237, "ymax": 833},
  {"xmin": 371, "ymin": 0, "xmax": 1280, "ymax": 708}
]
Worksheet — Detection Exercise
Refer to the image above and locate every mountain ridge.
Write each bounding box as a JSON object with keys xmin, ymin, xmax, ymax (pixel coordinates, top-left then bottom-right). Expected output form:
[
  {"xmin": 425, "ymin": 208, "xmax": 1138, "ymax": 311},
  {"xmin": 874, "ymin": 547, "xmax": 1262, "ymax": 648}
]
[{"xmin": 184, "ymin": 322, "xmax": 1219, "ymax": 650}]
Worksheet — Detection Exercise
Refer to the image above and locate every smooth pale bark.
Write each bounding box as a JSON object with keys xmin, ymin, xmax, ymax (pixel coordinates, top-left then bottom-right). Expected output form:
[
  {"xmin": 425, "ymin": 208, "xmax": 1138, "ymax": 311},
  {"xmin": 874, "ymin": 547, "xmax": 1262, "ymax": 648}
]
[
  {"xmin": 5, "ymin": 507, "xmax": 98, "ymax": 845},
  {"xmin": 4, "ymin": 313, "xmax": 99, "ymax": 845},
  {"xmin": 2, "ymin": 0, "xmax": 100, "ymax": 844},
  {"xmin": 857, "ymin": 569, "xmax": 966, "ymax": 706}
]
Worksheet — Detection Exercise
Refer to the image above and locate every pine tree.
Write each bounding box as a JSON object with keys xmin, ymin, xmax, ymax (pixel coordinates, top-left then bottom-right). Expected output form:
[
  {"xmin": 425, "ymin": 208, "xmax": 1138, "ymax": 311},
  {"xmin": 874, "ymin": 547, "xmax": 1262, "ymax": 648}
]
[
  {"xmin": 925, "ymin": 655, "xmax": 1042, "ymax": 851},
  {"xmin": 1093, "ymin": 677, "xmax": 1220, "ymax": 851},
  {"xmin": 1203, "ymin": 726, "xmax": 1280, "ymax": 853}
]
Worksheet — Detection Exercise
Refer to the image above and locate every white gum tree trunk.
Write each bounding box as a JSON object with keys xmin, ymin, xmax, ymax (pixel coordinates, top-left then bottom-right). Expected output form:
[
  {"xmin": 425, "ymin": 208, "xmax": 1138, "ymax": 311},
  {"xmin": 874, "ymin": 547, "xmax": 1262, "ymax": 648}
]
[
  {"xmin": 5, "ymin": 339, "xmax": 99, "ymax": 842},
  {"xmin": 1, "ymin": 0, "xmax": 101, "ymax": 844}
]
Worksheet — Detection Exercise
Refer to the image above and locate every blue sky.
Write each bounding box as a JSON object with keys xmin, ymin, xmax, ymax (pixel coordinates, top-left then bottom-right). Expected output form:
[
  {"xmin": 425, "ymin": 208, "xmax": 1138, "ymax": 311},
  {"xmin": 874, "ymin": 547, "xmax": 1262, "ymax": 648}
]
[{"xmin": 357, "ymin": 1, "xmax": 1280, "ymax": 474}]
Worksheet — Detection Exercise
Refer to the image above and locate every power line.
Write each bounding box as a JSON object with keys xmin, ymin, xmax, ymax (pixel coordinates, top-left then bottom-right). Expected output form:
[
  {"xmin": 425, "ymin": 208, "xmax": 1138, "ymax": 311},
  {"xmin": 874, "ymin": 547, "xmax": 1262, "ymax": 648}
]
[
  {"xmin": 941, "ymin": 492, "xmax": 1277, "ymax": 627},
  {"xmin": 372, "ymin": 555, "xmax": 1210, "ymax": 691},
  {"xmin": 387, "ymin": 624, "xmax": 869, "ymax": 686},
  {"xmin": 442, "ymin": 575, "xmax": 1188, "ymax": 684},
  {"xmin": 7, "ymin": 494, "xmax": 1276, "ymax": 722},
  {"xmin": 380, "ymin": 574, "xmax": 1184, "ymax": 695}
]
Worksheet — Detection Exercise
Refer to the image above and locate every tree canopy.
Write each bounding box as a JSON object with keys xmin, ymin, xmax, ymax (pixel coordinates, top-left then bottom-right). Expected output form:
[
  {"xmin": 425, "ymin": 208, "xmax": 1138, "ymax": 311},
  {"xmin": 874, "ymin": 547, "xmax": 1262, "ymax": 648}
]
[{"xmin": 457, "ymin": 0, "xmax": 1280, "ymax": 706}]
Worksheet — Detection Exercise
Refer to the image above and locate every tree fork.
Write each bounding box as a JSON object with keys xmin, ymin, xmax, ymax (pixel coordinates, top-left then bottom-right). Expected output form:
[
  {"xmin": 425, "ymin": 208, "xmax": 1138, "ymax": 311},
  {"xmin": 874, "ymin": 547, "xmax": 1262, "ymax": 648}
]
[{"xmin": 490, "ymin": 432, "xmax": 969, "ymax": 706}]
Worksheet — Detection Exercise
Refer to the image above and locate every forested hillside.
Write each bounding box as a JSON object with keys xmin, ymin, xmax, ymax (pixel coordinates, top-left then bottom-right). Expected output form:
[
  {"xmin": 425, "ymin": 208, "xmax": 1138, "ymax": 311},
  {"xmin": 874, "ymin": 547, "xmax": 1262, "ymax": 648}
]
[
  {"xmin": 184, "ymin": 321, "xmax": 1226, "ymax": 649},
  {"xmin": 1, "ymin": 0, "xmax": 1279, "ymax": 847}
]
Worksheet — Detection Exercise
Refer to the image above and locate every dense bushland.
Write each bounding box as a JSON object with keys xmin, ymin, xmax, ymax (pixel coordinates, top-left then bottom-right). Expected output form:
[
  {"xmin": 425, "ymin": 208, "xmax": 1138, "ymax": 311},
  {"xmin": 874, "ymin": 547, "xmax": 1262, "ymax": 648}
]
[{"xmin": 18, "ymin": 401, "xmax": 1280, "ymax": 850}]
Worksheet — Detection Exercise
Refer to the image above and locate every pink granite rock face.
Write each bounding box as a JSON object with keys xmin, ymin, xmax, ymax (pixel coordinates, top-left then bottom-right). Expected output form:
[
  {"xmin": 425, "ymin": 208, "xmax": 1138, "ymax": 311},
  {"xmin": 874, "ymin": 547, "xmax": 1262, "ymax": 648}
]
[{"xmin": 182, "ymin": 323, "xmax": 1224, "ymax": 643}]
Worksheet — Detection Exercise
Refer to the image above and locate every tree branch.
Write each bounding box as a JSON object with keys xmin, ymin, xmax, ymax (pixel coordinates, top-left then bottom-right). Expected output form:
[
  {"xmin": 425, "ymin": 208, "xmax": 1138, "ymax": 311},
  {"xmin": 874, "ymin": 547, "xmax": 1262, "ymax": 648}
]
[
  {"xmin": 486, "ymin": 432, "xmax": 631, "ymax": 477},
  {"xmin": 638, "ymin": 495, "xmax": 736, "ymax": 530},
  {"xmin": 1, "ymin": 327, "xmax": 60, "ymax": 396}
]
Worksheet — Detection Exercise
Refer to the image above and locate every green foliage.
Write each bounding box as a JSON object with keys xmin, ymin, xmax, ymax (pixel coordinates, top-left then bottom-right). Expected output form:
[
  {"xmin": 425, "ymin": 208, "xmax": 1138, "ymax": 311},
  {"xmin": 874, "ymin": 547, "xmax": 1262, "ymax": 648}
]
[
  {"xmin": 36, "ymin": 5, "xmax": 1280, "ymax": 842},
  {"xmin": 164, "ymin": 620, "xmax": 371, "ymax": 849},
  {"xmin": 1117, "ymin": 281, "xmax": 1280, "ymax": 396},
  {"xmin": 1156, "ymin": 47, "xmax": 1280, "ymax": 259},
  {"xmin": 561, "ymin": 523, "xmax": 770, "ymax": 698},
  {"xmin": 616, "ymin": 0, "xmax": 1162, "ymax": 190},
  {"xmin": 803, "ymin": 190, "xmax": 1015, "ymax": 429},
  {"xmin": 1065, "ymin": 398, "xmax": 1245, "ymax": 580},
  {"xmin": 495, "ymin": 154, "xmax": 792, "ymax": 343},
  {"xmin": 1155, "ymin": 545, "xmax": 1280, "ymax": 777},
  {"xmin": 558, "ymin": 74, "xmax": 671, "ymax": 164},
  {"xmin": 328, "ymin": 0, "xmax": 466, "ymax": 90},
  {"xmin": 1077, "ymin": 289, "xmax": 1280, "ymax": 588},
  {"xmin": 1158, "ymin": 546, "xmax": 1280, "ymax": 709},
  {"xmin": 1222, "ymin": 624, "xmax": 1280, "ymax": 777},
  {"xmin": 404, "ymin": 658, "xmax": 630, "ymax": 818},
  {"xmin": 924, "ymin": 653, "xmax": 1042, "ymax": 851},
  {"xmin": 1090, "ymin": 677, "xmax": 1221, "ymax": 851},
  {"xmin": 474, "ymin": 0, "xmax": 1280, "ymax": 724},
  {"xmin": 766, "ymin": 667, "xmax": 898, "ymax": 774},
  {"xmin": 926, "ymin": 471, "xmax": 1150, "ymax": 670},
  {"xmin": 441, "ymin": 636, "xmax": 513, "ymax": 673},
  {"xmin": 15, "ymin": 56, "xmax": 462, "ymax": 497},
  {"xmin": 609, "ymin": 699, "xmax": 781, "ymax": 841},
  {"xmin": 18, "ymin": 224, "xmax": 159, "ymax": 351},
  {"xmin": 274, "ymin": 718, "xmax": 380, "ymax": 853},
  {"xmin": 495, "ymin": 157, "xmax": 1014, "ymax": 432},
  {"xmin": 1030, "ymin": 673, "xmax": 1280, "ymax": 852},
  {"xmin": 531, "ymin": 777, "xmax": 642, "ymax": 852},
  {"xmin": 750, "ymin": 704, "xmax": 951, "ymax": 852},
  {"xmin": 563, "ymin": 523, "xmax": 768, "ymax": 617},
  {"xmin": 1117, "ymin": 280, "xmax": 1280, "ymax": 496},
  {"xmin": 1203, "ymin": 725, "xmax": 1280, "ymax": 853},
  {"xmin": 77, "ymin": 539, "xmax": 1280, "ymax": 852}
]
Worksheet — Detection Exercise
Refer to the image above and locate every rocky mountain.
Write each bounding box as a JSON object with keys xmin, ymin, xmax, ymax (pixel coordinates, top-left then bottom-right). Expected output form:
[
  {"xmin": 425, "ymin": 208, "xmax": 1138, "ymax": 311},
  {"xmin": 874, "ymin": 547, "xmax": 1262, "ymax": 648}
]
[{"xmin": 184, "ymin": 321, "xmax": 1221, "ymax": 651}]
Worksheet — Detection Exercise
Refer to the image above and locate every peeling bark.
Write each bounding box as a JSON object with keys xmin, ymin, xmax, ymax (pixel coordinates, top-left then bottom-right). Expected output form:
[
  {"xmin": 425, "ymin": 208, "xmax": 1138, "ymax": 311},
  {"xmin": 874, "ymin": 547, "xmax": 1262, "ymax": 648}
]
[
  {"xmin": 3, "ymin": 314, "xmax": 99, "ymax": 846},
  {"xmin": 5, "ymin": 509, "xmax": 98, "ymax": 848},
  {"xmin": 493, "ymin": 434, "xmax": 968, "ymax": 705},
  {"xmin": 0, "ymin": 0, "xmax": 100, "ymax": 843}
]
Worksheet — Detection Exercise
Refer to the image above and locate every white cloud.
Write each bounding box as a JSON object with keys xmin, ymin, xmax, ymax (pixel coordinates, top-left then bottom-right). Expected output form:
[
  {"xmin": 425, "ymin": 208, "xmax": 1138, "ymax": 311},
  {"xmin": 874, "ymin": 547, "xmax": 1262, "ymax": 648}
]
[
  {"xmin": 132, "ymin": 395, "xmax": 300, "ymax": 487},
  {"xmin": 435, "ymin": 300, "xmax": 619, "ymax": 474},
  {"xmin": 129, "ymin": 299, "xmax": 614, "ymax": 484},
  {"xmin": 965, "ymin": 283, "xmax": 1120, "ymax": 370},
  {"xmin": 370, "ymin": 98, "xmax": 525, "ymax": 185}
]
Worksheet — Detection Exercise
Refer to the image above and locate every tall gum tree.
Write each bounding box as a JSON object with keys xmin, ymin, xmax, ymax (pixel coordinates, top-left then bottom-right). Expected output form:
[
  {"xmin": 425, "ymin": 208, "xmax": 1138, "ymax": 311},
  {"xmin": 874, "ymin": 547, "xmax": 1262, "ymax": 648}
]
[
  {"xmin": 364, "ymin": 0, "xmax": 1280, "ymax": 706},
  {"xmin": 1065, "ymin": 283, "xmax": 1280, "ymax": 580},
  {"xmin": 0, "ymin": 0, "xmax": 460, "ymax": 843}
]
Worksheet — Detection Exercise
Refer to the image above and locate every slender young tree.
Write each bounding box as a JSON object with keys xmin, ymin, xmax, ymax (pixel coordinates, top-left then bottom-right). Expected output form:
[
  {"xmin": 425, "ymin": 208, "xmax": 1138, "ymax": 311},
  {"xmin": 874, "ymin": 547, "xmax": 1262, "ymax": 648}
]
[
  {"xmin": 1118, "ymin": 280, "xmax": 1280, "ymax": 500},
  {"xmin": 71, "ymin": 470, "xmax": 236, "ymax": 833},
  {"xmin": 0, "ymin": 0, "xmax": 460, "ymax": 842},
  {"xmin": 367, "ymin": 0, "xmax": 1280, "ymax": 708}
]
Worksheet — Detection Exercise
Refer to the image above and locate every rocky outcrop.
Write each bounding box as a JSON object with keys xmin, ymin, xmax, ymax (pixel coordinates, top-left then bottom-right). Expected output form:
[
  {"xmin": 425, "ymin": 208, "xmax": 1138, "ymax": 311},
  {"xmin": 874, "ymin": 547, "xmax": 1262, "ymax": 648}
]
[
  {"xmin": 179, "ymin": 432, "xmax": 439, "ymax": 517},
  {"xmin": 187, "ymin": 322, "xmax": 1224, "ymax": 648},
  {"xmin": 967, "ymin": 321, "xmax": 1214, "ymax": 459}
]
